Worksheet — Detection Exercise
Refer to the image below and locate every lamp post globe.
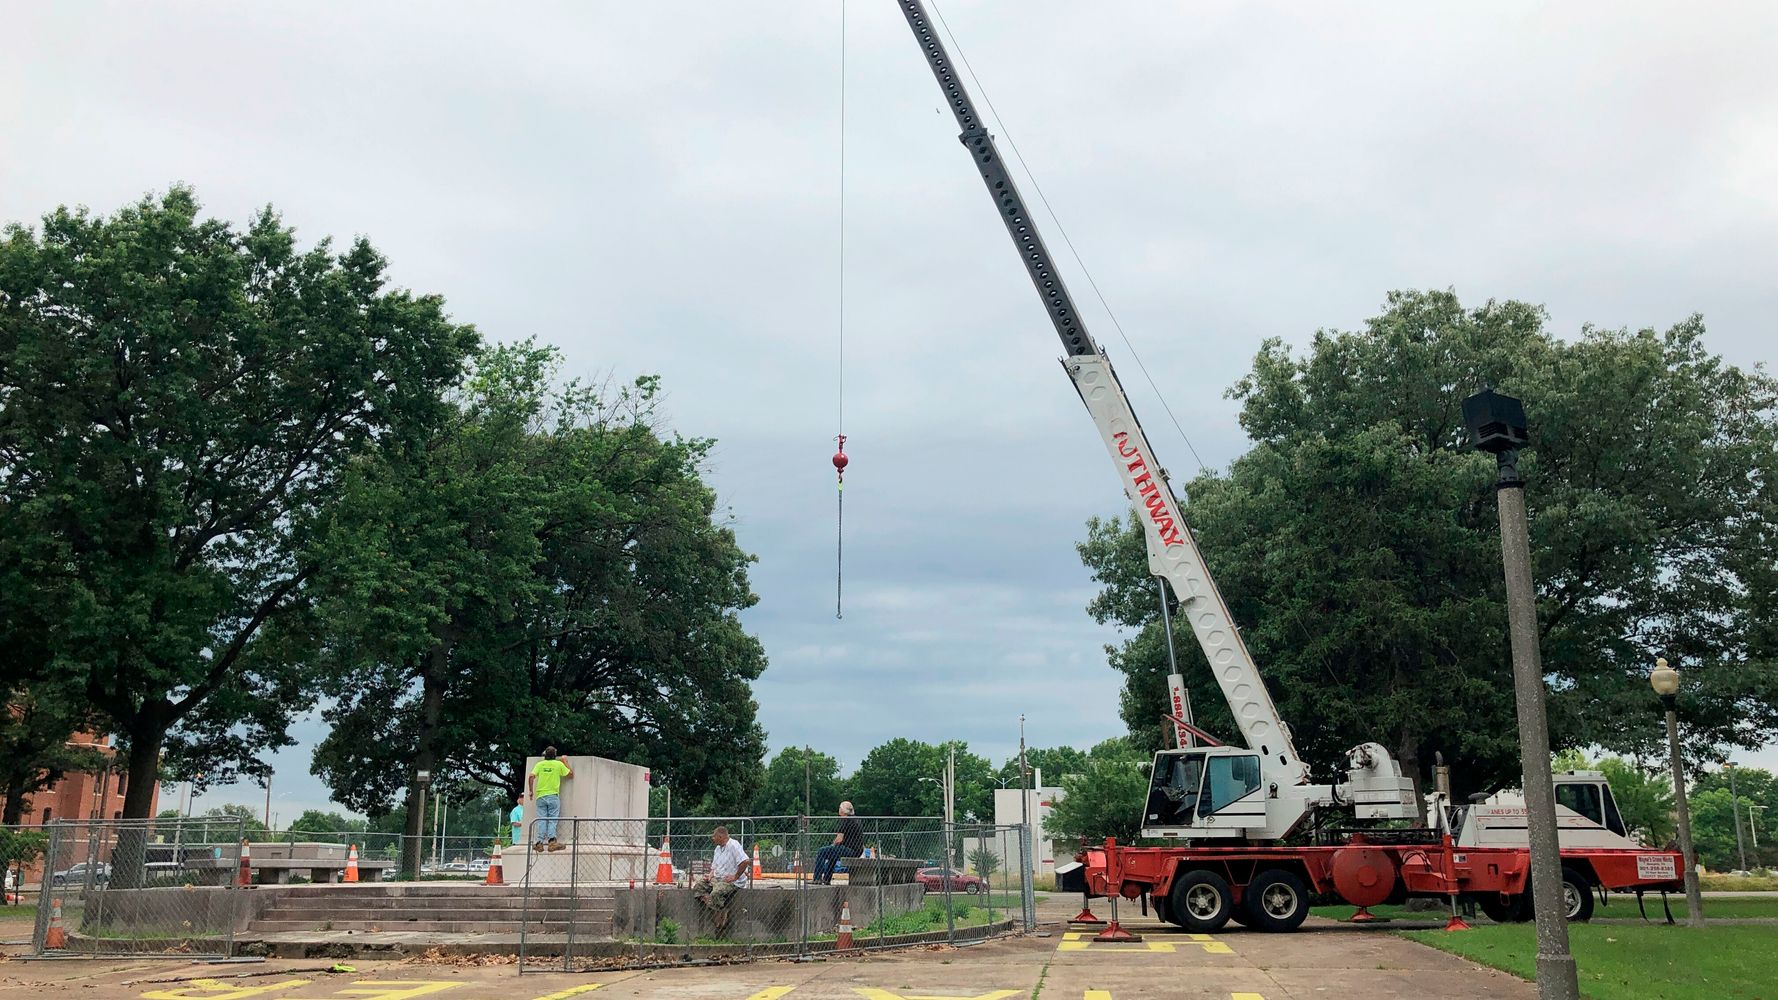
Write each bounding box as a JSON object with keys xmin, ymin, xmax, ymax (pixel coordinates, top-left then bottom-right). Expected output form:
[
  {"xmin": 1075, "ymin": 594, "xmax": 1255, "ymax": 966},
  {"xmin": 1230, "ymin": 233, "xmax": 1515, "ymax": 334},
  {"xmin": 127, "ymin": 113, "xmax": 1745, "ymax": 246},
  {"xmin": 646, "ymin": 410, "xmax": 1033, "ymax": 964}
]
[{"xmin": 1650, "ymin": 658, "xmax": 1680, "ymax": 699}]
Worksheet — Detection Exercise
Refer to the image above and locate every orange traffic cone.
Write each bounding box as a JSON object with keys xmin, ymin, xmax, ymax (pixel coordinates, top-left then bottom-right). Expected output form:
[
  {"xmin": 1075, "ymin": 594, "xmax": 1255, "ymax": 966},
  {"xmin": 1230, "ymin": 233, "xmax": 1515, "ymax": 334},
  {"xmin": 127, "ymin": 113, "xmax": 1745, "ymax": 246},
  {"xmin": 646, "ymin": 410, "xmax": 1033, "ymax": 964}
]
[
  {"xmin": 343, "ymin": 843, "xmax": 360, "ymax": 883},
  {"xmin": 43, "ymin": 898, "xmax": 68, "ymax": 949},
  {"xmin": 237, "ymin": 839, "xmax": 252, "ymax": 887},
  {"xmin": 752, "ymin": 843, "xmax": 763, "ymax": 881},
  {"xmin": 654, "ymin": 836, "xmax": 674, "ymax": 885},
  {"xmin": 835, "ymin": 900, "xmax": 853, "ymax": 950},
  {"xmin": 484, "ymin": 844, "xmax": 504, "ymax": 886}
]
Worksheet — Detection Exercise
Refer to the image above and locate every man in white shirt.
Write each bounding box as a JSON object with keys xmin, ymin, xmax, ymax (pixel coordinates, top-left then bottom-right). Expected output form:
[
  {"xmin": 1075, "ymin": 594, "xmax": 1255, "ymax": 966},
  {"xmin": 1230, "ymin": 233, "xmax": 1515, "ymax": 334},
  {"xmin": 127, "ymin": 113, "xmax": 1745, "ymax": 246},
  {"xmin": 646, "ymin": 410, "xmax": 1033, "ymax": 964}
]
[{"xmin": 691, "ymin": 826, "xmax": 750, "ymax": 932}]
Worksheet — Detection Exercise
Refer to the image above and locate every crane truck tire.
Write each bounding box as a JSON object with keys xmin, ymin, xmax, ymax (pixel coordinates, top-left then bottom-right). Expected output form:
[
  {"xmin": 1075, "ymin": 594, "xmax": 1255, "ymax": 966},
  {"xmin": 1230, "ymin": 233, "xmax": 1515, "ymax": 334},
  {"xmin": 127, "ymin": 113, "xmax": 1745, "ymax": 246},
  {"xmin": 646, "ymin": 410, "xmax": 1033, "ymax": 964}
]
[
  {"xmin": 1478, "ymin": 894, "xmax": 1523, "ymax": 923},
  {"xmin": 1168, "ymin": 869, "xmax": 1235, "ymax": 933},
  {"xmin": 1241, "ymin": 869, "xmax": 1311, "ymax": 932},
  {"xmin": 1559, "ymin": 867, "xmax": 1596, "ymax": 922}
]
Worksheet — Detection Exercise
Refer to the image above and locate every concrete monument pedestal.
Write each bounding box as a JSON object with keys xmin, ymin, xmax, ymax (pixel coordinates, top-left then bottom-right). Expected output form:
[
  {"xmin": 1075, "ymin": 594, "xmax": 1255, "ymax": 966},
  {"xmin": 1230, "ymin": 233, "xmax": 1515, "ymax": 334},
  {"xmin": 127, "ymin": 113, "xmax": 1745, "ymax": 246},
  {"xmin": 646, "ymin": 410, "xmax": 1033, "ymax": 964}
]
[{"xmin": 504, "ymin": 755, "xmax": 651, "ymax": 886}]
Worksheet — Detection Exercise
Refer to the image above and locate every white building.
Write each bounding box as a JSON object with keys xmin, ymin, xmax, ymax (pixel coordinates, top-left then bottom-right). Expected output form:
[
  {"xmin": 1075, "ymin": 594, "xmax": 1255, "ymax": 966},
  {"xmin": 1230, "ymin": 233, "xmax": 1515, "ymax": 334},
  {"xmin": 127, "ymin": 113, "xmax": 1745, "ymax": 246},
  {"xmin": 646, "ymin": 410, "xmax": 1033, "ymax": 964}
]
[{"xmin": 974, "ymin": 768, "xmax": 1066, "ymax": 877}]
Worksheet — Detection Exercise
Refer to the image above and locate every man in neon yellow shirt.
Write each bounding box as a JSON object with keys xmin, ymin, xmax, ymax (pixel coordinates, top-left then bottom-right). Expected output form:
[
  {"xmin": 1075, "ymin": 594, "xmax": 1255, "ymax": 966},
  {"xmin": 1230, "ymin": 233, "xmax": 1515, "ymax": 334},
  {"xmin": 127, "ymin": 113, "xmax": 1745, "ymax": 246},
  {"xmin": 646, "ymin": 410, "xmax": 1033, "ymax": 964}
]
[{"xmin": 527, "ymin": 748, "xmax": 573, "ymax": 852}]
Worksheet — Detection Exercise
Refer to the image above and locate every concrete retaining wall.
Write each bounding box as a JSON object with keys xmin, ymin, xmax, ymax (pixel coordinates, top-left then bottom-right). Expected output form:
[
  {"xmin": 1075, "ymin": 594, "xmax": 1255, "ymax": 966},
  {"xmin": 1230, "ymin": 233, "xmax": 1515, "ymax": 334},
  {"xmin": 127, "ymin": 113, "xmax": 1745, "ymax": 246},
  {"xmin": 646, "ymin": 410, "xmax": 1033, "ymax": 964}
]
[{"xmin": 610, "ymin": 884, "xmax": 924, "ymax": 944}]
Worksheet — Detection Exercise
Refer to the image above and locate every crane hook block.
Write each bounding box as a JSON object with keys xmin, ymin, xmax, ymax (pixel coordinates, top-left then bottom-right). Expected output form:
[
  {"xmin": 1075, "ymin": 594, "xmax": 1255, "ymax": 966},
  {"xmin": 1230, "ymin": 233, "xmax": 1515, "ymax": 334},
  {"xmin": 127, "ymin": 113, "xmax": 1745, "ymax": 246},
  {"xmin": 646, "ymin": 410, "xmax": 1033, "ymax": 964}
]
[{"xmin": 832, "ymin": 435, "xmax": 849, "ymax": 478}]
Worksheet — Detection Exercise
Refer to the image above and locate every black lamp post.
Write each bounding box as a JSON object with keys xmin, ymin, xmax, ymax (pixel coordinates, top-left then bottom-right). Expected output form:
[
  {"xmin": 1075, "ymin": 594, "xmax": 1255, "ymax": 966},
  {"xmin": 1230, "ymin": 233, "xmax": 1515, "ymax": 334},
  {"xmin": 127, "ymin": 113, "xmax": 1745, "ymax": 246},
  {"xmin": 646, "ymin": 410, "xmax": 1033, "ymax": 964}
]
[
  {"xmin": 1650, "ymin": 658, "xmax": 1705, "ymax": 925},
  {"xmin": 1464, "ymin": 387, "xmax": 1579, "ymax": 1000}
]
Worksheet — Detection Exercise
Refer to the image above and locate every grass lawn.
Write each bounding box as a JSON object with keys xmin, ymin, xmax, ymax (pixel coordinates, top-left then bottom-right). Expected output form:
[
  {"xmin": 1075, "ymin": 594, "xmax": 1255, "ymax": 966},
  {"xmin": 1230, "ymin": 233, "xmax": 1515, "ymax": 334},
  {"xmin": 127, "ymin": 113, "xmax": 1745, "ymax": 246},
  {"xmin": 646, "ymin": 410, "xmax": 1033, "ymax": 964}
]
[
  {"xmin": 1403, "ymin": 923, "xmax": 1776, "ymax": 1000},
  {"xmin": 0, "ymin": 904, "xmax": 37, "ymax": 924}
]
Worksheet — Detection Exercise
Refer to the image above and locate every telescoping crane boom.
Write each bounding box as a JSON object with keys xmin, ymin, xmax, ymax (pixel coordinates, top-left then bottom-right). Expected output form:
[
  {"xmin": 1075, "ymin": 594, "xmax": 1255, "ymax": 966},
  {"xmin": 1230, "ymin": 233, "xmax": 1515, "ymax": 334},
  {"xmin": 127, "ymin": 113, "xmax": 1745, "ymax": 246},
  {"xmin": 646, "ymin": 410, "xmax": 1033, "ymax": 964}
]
[{"xmin": 891, "ymin": 0, "xmax": 1417, "ymax": 841}]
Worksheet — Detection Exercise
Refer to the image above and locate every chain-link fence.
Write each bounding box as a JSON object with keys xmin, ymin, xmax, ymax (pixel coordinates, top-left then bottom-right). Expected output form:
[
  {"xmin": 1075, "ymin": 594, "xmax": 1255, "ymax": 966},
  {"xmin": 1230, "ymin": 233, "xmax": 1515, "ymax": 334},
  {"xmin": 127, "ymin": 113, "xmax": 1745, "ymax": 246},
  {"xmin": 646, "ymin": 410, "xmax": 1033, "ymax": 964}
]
[
  {"xmin": 516, "ymin": 816, "xmax": 1032, "ymax": 973},
  {"xmin": 29, "ymin": 817, "xmax": 246, "ymax": 958}
]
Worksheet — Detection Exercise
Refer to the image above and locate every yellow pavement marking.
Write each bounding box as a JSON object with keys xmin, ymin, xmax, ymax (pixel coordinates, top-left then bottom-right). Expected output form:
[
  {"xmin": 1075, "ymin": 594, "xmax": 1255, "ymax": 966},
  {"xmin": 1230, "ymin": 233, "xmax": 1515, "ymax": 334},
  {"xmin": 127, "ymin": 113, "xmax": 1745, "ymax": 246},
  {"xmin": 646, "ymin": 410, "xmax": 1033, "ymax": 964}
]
[
  {"xmin": 1185, "ymin": 932, "xmax": 1235, "ymax": 955},
  {"xmin": 1057, "ymin": 930, "xmax": 1174, "ymax": 954},
  {"xmin": 853, "ymin": 982, "xmax": 1024, "ymax": 989},
  {"xmin": 1233, "ymin": 994, "xmax": 1267, "ymax": 1000},
  {"xmin": 745, "ymin": 991, "xmax": 796, "ymax": 1000},
  {"xmin": 142, "ymin": 980, "xmax": 313, "ymax": 1000},
  {"xmin": 286, "ymin": 982, "xmax": 459, "ymax": 1000},
  {"xmin": 853, "ymin": 991, "xmax": 1022, "ymax": 1000},
  {"xmin": 529, "ymin": 987, "xmax": 603, "ymax": 1000}
]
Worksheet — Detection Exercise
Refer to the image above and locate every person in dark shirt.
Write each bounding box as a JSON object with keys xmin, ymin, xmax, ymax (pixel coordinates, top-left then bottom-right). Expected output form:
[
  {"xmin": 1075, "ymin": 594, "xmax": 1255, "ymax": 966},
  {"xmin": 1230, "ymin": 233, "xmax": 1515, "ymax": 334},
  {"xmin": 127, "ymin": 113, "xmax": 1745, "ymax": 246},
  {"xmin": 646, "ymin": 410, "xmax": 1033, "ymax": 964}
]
[{"xmin": 813, "ymin": 801, "xmax": 864, "ymax": 885}]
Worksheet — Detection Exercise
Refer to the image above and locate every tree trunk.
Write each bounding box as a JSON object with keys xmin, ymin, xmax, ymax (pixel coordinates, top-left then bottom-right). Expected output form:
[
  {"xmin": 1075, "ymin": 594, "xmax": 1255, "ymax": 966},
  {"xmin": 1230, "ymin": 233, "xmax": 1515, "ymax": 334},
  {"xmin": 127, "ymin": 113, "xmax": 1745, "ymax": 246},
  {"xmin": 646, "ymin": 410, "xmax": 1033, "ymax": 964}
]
[
  {"xmin": 2, "ymin": 785, "xmax": 25, "ymax": 825},
  {"xmin": 400, "ymin": 634, "xmax": 452, "ymax": 878},
  {"xmin": 110, "ymin": 729, "xmax": 167, "ymax": 888}
]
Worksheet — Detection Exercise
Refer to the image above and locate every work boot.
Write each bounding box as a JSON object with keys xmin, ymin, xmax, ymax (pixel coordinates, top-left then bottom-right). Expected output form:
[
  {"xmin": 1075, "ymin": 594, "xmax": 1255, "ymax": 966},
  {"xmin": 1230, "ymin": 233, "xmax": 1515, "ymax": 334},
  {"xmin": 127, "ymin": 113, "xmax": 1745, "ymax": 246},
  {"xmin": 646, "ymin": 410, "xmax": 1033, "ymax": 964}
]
[
  {"xmin": 547, "ymin": 838, "xmax": 565, "ymax": 852},
  {"xmin": 533, "ymin": 841, "xmax": 545, "ymax": 853}
]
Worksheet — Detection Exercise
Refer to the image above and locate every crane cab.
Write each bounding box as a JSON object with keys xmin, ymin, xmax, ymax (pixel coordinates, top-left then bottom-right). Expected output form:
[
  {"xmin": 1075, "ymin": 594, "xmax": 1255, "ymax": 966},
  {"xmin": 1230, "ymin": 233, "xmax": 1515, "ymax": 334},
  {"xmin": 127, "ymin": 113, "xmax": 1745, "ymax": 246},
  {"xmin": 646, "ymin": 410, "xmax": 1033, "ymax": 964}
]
[{"xmin": 1142, "ymin": 747, "xmax": 1269, "ymax": 840}]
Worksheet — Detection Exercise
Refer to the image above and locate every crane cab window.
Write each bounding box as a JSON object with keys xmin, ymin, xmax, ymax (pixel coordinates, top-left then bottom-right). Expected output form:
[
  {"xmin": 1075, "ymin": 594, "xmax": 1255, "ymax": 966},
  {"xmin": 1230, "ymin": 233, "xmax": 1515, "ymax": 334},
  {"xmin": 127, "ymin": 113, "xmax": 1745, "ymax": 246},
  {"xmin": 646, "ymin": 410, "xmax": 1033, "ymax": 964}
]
[
  {"xmin": 1199, "ymin": 754, "xmax": 1261, "ymax": 817},
  {"xmin": 1555, "ymin": 781, "xmax": 1604, "ymax": 826},
  {"xmin": 1147, "ymin": 753, "xmax": 1204, "ymax": 826}
]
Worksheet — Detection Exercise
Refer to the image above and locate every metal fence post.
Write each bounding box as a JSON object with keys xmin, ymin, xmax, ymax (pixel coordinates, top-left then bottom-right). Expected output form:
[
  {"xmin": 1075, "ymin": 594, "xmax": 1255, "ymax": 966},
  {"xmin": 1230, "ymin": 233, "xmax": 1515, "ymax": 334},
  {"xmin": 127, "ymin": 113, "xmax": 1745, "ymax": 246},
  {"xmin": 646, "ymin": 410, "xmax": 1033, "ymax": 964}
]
[
  {"xmin": 941, "ymin": 820, "xmax": 955, "ymax": 944},
  {"xmin": 1020, "ymin": 823, "xmax": 1035, "ymax": 931}
]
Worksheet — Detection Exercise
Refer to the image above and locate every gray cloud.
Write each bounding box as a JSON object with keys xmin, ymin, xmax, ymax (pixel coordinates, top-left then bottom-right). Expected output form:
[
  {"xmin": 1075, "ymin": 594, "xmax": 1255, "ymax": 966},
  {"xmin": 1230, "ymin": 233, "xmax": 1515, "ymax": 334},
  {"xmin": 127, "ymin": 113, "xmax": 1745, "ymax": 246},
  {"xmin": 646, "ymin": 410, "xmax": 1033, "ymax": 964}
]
[{"xmin": 9, "ymin": 1, "xmax": 1776, "ymax": 816}]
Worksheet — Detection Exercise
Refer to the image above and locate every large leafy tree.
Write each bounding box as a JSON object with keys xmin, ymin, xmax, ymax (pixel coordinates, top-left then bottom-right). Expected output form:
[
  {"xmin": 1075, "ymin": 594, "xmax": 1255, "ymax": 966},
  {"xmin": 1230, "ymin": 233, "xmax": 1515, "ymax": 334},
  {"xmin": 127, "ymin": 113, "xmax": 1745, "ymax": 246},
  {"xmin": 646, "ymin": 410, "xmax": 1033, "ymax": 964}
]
[
  {"xmin": 311, "ymin": 347, "xmax": 768, "ymax": 869},
  {"xmin": 1043, "ymin": 737, "xmax": 1148, "ymax": 846},
  {"xmin": 1081, "ymin": 291, "xmax": 1778, "ymax": 799},
  {"xmin": 749, "ymin": 747, "xmax": 847, "ymax": 817},
  {"xmin": 0, "ymin": 188, "xmax": 477, "ymax": 821},
  {"xmin": 995, "ymin": 746, "xmax": 1091, "ymax": 789},
  {"xmin": 850, "ymin": 738, "xmax": 992, "ymax": 821}
]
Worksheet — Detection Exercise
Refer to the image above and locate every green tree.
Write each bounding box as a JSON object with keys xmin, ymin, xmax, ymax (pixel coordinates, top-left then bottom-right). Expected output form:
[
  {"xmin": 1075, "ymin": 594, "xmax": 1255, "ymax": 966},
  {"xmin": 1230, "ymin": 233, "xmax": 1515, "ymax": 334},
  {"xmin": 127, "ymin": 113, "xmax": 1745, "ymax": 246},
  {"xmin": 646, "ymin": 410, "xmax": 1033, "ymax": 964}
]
[
  {"xmin": 0, "ymin": 827, "xmax": 47, "ymax": 905},
  {"xmin": 1043, "ymin": 738, "xmax": 1149, "ymax": 846},
  {"xmin": 749, "ymin": 747, "xmax": 846, "ymax": 817},
  {"xmin": 0, "ymin": 688, "xmax": 104, "ymax": 824},
  {"xmin": 311, "ymin": 347, "xmax": 769, "ymax": 876},
  {"xmin": 1080, "ymin": 292, "xmax": 1778, "ymax": 798},
  {"xmin": 1596, "ymin": 758, "xmax": 1675, "ymax": 846},
  {"xmin": 0, "ymin": 188, "xmax": 477, "ymax": 821},
  {"xmin": 996, "ymin": 746, "xmax": 1090, "ymax": 789},
  {"xmin": 287, "ymin": 810, "xmax": 366, "ymax": 837},
  {"xmin": 850, "ymin": 739, "xmax": 992, "ymax": 821},
  {"xmin": 1693, "ymin": 765, "xmax": 1776, "ymax": 870},
  {"xmin": 967, "ymin": 843, "xmax": 1000, "ymax": 878}
]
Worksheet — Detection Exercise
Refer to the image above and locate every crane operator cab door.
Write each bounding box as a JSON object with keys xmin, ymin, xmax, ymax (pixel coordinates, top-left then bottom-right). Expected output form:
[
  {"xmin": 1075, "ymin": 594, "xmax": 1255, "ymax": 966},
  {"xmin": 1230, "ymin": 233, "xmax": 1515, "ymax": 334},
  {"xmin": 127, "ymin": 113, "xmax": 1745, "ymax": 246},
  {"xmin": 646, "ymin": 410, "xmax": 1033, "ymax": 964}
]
[{"xmin": 1143, "ymin": 747, "xmax": 1267, "ymax": 839}]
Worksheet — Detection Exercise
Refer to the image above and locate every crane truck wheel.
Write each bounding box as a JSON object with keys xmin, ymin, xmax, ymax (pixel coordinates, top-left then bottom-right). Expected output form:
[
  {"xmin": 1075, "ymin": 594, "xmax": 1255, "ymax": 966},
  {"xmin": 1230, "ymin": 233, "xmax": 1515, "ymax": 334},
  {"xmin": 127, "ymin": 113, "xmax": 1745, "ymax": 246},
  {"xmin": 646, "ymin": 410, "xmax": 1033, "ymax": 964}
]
[
  {"xmin": 1168, "ymin": 870, "xmax": 1235, "ymax": 933},
  {"xmin": 1478, "ymin": 894, "xmax": 1522, "ymax": 923},
  {"xmin": 1241, "ymin": 869, "xmax": 1310, "ymax": 933},
  {"xmin": 1559, "ymin": 867, "xmax": 1595, "ymax": 922}
]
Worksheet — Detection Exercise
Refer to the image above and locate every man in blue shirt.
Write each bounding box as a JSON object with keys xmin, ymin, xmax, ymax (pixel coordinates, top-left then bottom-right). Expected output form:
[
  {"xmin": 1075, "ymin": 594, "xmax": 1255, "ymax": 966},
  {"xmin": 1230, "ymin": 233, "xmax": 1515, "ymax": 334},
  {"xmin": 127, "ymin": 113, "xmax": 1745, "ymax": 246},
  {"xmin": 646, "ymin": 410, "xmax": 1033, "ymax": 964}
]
[{"xmin": 507, "ymin": 793, "xmax": 524, "ymax": 848}]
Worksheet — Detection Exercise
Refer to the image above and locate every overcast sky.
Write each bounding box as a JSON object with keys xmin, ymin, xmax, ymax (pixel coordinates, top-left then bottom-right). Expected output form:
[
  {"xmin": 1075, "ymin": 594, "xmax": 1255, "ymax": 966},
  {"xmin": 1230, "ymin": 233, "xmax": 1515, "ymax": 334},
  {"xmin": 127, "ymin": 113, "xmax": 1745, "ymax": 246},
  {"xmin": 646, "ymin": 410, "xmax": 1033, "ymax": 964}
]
[{"xmin": 6, "ymin": 1, "xmax": 1776, "ymax": 823}]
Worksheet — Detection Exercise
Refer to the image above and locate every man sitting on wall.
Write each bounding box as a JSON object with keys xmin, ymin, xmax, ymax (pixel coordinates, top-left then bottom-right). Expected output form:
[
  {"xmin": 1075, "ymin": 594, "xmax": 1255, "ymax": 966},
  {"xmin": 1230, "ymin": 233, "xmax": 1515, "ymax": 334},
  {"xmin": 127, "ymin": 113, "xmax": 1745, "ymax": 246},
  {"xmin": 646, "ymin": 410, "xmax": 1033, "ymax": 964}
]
[
  {"xmin": 813, "ymin": 801, "xmax": 863, "ymax": 885},
  {"xmin": 691, "ymin": 826, "xmax": 750, "ymax": 932}
]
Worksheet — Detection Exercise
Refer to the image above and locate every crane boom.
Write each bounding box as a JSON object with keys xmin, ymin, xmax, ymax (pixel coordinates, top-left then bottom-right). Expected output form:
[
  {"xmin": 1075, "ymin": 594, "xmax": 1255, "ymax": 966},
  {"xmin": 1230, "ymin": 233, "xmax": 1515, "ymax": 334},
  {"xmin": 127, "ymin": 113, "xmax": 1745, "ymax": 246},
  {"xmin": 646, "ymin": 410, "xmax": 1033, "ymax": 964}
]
[{"xmin": 893, "ymin": 0, "xmax": 1305, "ymax": 783}]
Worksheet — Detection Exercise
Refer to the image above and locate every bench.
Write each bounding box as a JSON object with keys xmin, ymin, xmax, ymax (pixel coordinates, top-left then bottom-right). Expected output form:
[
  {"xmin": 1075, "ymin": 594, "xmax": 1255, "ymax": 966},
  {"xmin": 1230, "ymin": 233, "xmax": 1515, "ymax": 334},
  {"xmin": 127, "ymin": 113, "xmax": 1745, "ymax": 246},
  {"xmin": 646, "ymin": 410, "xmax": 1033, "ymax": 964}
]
[{"xmin": 841, "ymin": 857, "xmax": 922, "ymax": 886}]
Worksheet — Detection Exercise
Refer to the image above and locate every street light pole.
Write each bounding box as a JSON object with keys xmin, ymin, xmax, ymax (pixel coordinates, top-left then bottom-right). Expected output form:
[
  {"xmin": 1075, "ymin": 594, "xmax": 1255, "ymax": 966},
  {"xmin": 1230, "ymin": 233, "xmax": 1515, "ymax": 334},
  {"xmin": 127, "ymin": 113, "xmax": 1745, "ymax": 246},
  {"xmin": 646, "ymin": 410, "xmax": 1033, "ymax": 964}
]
[
  {"xmin": 1650, "ymin": 658, "xmax": 1704, "ymax": 926},
  {"xmin": 1727, "ymin": 763, "xmax": 1749, "ymax": 871},
  {"xmin": 1464, "ymin": 388, "xmax": 1579, "ymax": 1000},
  {"xmin": 1018, "ymin": 714, "xmax": 1030, "ymax": 879}
]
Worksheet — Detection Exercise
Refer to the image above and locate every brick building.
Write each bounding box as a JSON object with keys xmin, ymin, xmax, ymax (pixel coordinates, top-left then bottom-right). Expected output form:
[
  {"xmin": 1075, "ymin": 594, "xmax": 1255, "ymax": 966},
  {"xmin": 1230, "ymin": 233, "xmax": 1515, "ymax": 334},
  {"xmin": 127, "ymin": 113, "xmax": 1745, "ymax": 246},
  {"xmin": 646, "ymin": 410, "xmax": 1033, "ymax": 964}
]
[{"xmin": 12, "ymin": 732, "xmax": 160, "ymax": 886}]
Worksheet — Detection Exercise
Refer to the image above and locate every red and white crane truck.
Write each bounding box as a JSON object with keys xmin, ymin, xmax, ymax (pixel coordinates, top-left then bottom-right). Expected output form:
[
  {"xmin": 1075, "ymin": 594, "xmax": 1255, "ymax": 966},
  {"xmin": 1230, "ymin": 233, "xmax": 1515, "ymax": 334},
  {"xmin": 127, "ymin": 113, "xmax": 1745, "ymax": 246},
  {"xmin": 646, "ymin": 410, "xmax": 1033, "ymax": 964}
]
[{"xmin": 890, "ymin": 0, "xmax": 1685, "ymax": 932}]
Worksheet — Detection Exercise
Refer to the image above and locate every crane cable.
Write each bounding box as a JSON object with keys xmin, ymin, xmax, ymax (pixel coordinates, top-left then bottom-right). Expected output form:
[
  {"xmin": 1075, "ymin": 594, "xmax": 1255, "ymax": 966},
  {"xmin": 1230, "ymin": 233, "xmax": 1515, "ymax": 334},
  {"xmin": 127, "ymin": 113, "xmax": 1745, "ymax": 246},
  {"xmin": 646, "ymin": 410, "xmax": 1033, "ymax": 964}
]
[{"xmin": 832, "ymin": 0, "xmax": 849, "ymax": 620}]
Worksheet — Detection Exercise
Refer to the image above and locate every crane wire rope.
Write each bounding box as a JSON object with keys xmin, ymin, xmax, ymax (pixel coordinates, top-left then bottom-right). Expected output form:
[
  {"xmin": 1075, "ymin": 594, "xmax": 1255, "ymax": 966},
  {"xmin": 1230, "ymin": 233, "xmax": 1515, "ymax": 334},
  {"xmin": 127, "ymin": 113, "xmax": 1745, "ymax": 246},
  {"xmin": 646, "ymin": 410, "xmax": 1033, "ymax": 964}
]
[
  {"xmin": 833, "ymin": 0, "xmax": 849, "ymax": 620},
  {"xmin": 927, "ymin": 2, "xmax": 1209, "ymax": 476}
]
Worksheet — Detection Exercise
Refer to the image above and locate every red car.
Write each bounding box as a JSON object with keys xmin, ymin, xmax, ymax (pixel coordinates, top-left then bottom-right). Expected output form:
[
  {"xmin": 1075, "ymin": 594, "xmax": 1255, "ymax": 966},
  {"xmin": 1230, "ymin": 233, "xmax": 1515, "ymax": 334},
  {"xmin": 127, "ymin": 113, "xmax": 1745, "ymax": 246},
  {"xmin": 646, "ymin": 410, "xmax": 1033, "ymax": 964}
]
[{"xmin": 916, "ymin": 867, "xmax": 984, "ymax": 894}]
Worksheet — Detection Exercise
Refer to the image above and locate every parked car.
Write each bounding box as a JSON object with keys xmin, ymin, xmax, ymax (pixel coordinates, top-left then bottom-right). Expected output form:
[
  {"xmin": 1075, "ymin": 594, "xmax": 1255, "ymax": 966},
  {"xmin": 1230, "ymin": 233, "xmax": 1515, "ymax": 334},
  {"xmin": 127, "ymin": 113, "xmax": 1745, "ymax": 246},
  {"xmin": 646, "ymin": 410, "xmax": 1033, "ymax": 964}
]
[
  {"xmin": 916, "ymin": 867, "xmax": 983, "ymax": 894},
  {"xmin": 51, "ymin": 862, "xmax": 111, "ymax": 887}
]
